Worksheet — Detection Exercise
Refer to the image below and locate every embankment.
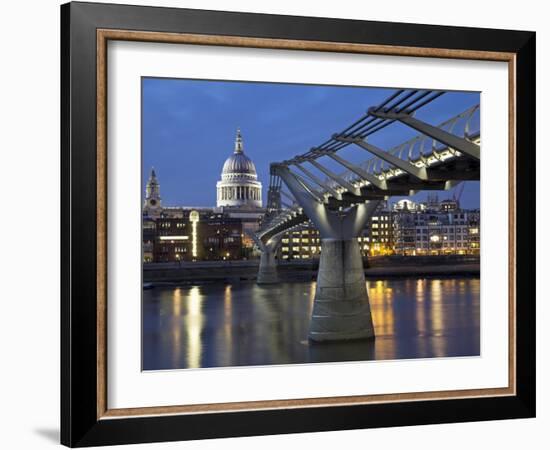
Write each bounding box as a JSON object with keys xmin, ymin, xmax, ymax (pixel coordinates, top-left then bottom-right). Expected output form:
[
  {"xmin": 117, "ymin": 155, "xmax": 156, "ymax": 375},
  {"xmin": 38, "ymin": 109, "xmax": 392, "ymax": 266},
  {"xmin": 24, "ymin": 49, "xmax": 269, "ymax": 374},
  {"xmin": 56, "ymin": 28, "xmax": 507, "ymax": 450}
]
[{"xmin": 143, "ymin": 255, "xmax": 479, "ymax": 284}]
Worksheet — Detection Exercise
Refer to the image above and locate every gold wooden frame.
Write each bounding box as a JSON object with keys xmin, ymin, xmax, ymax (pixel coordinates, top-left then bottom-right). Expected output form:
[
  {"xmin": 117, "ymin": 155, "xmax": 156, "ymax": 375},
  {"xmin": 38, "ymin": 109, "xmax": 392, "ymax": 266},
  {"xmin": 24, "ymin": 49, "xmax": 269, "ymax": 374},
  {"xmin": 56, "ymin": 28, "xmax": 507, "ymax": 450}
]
[{"xmin": 96, "ymin": 29, "xmax": 516, "ymax": 420}]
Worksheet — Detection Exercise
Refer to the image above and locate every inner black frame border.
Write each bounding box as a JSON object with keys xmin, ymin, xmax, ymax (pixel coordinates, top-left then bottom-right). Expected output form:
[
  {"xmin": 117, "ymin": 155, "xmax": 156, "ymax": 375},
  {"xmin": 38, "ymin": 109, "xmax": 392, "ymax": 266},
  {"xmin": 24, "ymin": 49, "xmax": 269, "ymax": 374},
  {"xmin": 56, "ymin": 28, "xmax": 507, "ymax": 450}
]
[{"xmin": 61, "ymin": 2, "xmax": 535, "ymax": 447}]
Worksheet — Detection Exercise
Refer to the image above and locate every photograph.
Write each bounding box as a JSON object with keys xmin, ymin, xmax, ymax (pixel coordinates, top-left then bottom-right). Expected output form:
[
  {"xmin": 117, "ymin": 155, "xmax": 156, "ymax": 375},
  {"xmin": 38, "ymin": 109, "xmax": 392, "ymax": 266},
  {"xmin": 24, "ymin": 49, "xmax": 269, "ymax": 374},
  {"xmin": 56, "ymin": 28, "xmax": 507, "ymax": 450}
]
[{"xmin": 140, "ymin": 79, "xmax": 481, "ymax": 371}]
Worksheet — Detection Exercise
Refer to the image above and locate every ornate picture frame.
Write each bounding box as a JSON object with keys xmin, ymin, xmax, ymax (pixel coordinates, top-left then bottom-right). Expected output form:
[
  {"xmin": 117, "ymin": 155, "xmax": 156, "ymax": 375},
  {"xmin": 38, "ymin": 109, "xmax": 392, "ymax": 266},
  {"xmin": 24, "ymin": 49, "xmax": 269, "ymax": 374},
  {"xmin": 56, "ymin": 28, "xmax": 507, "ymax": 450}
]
[{"xmin": 61, "ymin": 2, "xmax": 535, "ymax": 446}]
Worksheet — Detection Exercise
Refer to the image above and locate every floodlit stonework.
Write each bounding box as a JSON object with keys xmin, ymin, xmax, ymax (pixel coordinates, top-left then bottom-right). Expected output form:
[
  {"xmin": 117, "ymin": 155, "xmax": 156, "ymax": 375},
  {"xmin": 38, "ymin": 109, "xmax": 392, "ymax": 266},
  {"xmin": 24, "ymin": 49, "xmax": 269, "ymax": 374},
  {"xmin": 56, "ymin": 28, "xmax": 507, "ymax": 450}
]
[{"xmin": 216, "ymin": 129, "xmax": 262, "ymax": 208}]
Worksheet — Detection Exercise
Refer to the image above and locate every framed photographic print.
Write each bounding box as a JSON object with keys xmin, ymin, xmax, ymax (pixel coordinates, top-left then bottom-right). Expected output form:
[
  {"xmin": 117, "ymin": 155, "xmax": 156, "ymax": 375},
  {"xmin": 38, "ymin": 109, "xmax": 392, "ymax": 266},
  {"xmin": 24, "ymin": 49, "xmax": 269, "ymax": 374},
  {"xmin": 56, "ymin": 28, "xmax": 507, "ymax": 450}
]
[{"xmin": 61, "ymin": 1, "xmax": 536, "ymax": 447}]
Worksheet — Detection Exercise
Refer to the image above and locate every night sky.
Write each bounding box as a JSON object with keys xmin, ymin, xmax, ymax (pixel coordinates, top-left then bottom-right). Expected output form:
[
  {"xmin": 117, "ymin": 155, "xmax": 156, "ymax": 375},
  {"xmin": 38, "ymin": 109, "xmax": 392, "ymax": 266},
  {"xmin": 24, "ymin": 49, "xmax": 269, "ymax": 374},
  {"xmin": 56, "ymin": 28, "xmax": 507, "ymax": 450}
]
[{"xmin": 142, "ymin": 78, "xmax": 480, "ymax": 209}]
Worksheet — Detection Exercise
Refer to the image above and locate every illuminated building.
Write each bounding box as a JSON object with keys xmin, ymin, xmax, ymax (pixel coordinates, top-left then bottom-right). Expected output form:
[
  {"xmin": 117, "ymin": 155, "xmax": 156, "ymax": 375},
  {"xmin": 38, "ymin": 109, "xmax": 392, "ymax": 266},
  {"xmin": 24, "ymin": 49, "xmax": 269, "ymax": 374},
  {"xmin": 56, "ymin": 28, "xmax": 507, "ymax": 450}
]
[
  {"xmin": 279, "ymin": 200, "xmax": 479, "ymax": 260},
  {"xmin": 440, "ymin": 199, "xmax": 459, "ymax": 212},
  {"xmin": 216, "ymin": 128, "xmax": 262, "ymax": 208},
  {"xmin": 153, "ymin": 210, "xmax": 243, "ymax": 262},
  {"xmin": 362, "ymin": 206, "xmax": 395, "ymax": 256},
  {"xmin": 393, "ymin": 209, "xmax": 480, "ymax": 256},
  {"xmin": 279, "ymin": 225, "xmax": 321, "ymax": 260},
  {"xmin": 393, "ymin": 199, "xmax": 426, "ymax": 212}
]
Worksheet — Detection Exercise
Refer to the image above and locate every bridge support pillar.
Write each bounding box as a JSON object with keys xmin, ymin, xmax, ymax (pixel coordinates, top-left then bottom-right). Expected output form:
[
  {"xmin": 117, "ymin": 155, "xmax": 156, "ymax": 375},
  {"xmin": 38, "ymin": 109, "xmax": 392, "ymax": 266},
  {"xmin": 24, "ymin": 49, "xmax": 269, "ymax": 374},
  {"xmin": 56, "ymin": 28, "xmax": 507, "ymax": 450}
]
[
  {"xmin": 309, "ymin": 238, "xmax": 374, "ymax": 341},
  {"xmin": 257, "ymin": 246, "xmax": 279, "ymax": 284},
  {"xmin": 251, "ymin": 233, "xmax": 282, "ymax": 285},
  {"xmin": 273, "ymin": 164, "xmax": 381, "ymax": 342}
]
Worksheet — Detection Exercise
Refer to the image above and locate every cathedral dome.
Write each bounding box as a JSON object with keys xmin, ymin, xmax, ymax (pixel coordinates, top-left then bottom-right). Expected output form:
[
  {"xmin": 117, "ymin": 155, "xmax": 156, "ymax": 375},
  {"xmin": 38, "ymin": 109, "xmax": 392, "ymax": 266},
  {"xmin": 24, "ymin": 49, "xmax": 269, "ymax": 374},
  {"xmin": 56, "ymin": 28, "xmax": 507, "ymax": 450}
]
[
  {"xmin": 222, "ymin": 152, "xmax": 257, "ymax": 176},
  {"xmin": 220, "ymin": 129, "xmax": 257, "ymax": 178},
  {"xmin": 216, "ymin": 129, "xmax": 263, "ymax": 209}
]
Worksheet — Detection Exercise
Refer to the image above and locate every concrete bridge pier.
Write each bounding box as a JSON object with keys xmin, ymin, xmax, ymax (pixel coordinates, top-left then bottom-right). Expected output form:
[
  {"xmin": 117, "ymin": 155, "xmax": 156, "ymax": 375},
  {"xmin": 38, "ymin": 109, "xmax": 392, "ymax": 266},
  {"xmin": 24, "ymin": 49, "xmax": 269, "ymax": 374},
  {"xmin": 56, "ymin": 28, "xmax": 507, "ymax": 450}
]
[
  {"xmin": 257, "ymin": 243, "xmax": 279, "ymax": 284},
  {"xmin": 307, "ymin": 202, "xmax": 379, "ymax": 342},
  {"xmin": 273, "ymin": 164, "xmax": 380, "ymax": 341},
  {"xmin": 310, "ymin": 237, "xmax": 374, "ymax": 341},
  {"xmin": 252, "ymin": 234, "xmax": 282, "ymax": 285}
]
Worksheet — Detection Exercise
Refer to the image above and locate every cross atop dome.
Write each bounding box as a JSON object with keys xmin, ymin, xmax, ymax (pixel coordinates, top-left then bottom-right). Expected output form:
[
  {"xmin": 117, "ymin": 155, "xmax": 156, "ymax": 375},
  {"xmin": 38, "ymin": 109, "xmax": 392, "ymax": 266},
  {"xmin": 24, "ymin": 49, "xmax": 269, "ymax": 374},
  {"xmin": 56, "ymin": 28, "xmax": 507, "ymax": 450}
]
[{"xmin": 234, "ymin": 128, "xmax": 244, "ymax": 154}]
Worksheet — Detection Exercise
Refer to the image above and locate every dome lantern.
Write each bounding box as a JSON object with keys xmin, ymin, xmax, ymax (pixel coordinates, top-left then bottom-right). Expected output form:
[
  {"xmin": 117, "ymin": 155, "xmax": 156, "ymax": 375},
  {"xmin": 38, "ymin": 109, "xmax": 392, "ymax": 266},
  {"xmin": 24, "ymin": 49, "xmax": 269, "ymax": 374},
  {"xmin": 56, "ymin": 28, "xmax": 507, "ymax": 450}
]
[{"xmin": 234, "ymin": 128, "xmax": 244, "ymax": 154}]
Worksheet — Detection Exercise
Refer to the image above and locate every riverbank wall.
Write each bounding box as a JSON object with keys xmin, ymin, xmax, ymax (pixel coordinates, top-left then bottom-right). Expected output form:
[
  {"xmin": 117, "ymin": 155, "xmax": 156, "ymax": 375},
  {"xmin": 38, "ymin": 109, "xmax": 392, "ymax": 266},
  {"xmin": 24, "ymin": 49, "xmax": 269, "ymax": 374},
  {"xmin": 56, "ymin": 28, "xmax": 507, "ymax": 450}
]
[{"xmin": 143, "ymin": 255, "xmax": 480, "ymax": 284}]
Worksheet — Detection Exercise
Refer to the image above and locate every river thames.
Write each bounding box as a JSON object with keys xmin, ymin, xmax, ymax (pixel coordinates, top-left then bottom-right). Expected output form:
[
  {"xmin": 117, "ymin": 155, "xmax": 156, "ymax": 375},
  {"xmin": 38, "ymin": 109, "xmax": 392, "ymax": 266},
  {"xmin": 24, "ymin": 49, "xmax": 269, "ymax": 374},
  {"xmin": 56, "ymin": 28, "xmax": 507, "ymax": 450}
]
[{"xmin": 142, "ymin": 277, "xmax": 480, "ymax": 371}]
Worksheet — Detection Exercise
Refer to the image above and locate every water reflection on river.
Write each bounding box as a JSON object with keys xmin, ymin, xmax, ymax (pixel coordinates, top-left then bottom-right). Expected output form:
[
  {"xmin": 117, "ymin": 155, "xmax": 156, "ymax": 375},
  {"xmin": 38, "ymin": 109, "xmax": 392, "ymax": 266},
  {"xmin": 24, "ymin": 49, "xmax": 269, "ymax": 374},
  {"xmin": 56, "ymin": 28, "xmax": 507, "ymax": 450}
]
[{"xmin": 142, "ymin": 278, "xmax": 479, "ymax": 370}]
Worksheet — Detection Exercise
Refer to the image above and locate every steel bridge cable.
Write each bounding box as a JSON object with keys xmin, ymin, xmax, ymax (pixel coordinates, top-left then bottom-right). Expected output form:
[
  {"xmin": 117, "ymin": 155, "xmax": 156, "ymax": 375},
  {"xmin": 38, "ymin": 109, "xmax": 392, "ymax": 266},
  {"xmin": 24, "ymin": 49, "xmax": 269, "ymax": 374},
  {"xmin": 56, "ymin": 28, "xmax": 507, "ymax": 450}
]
[
  {"xmin": 353, "ymin": 91, "xmax": 444, "ymax": 140},
  {"xmin": 358, "ymin": 120, "xmax": 395, "ymax": 138},
  {"xmin": 381, "ymin": 89, "xmax": 419, "ymax": 112},
  {"xmin": 404, "ymin": 91, "xmax": 445, "ymax": 114},
  {"xmin": 394, "ymin": 90, "xmax": 434, "ymax": 113},
  {"xmin": 316, "ymin": 90, "xmax": 403, "ymax": 148},
  {"xmin": 350, "ymin": 91, "xmax": 444, "ymax": 141},
  {"xmin": 283, "ymin": 89, "xmax": 446, "ymax": 164},
  {"xmin": 315, "ymin": 90, "xmax": 408, "ymax": 151},
  {"xmin": 318, "ymin": 90, "xmax": 411, "ymax": 149},
  {"xmin": 372, "ymin": 89, "xmax": 406, "ymax": 112},
  {"xmin": 328, "ymin": 91, "xmax": 428, "ymax": 143}
]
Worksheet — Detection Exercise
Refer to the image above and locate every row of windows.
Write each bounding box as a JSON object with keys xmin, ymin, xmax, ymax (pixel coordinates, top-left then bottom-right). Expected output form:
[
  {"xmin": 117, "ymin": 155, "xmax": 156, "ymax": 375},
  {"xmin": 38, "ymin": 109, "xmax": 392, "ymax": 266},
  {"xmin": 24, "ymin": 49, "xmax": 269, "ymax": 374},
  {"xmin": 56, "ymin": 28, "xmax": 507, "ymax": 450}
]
[
  {"xmin": 400, "ymin": 227, "xmax": 476, "ymax": 234},
  {"xmin": 218, "ymin": 186, "xmax": 261, "ymax": 201},
  {"xmin": 371, "ymin": 216, "xmax": 391, "ymax": 221},
  {"xmin": 281, "ymin": 246, "xmax": 321, "ymax": 252},
  {"xmin": 282, "ymin": 254, "xmax": 315, "ymax": 260},
  {"xmin": 411, "ymin": 235, "xmax": 474, "ymax": 242},
  {"xmin": 282, "ymin": 237, "xmax": 321, "ymax": 244},
  {"xmin": 431, "ymin": 227, "xmax": 470, "ymax": 233},
  {"xmin": 289, "ymin": 230, "xmax": 313, "ymax": 236},
  {"xmin": 397, "ymin": 242, "xmax": 479, "ymax": 250},
  {"xmin": 205, "ymin": 237, "xmax": 240, "ymax": 244},
  {"xmin": 158, "ymin": 221, "xmax": 190, "ymax": 228}
]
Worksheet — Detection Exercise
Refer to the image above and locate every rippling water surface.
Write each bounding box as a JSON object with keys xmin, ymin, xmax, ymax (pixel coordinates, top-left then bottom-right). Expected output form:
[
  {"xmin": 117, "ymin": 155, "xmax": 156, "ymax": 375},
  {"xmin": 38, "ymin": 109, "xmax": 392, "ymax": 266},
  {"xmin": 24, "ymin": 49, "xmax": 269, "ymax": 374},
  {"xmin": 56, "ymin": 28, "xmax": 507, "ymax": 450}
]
[{"xmin": 142, "ymin": 278, "xmax": 480, "ymax": 370}]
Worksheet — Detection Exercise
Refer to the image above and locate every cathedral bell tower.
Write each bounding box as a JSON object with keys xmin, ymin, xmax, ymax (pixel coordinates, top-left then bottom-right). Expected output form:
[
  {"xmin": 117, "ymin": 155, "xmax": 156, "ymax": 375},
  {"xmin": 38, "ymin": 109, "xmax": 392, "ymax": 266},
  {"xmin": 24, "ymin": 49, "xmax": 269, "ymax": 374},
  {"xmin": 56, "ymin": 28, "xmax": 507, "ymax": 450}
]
[{"xmin": 143, "ymin": 167, "xmax": 162, "ymax": 218}]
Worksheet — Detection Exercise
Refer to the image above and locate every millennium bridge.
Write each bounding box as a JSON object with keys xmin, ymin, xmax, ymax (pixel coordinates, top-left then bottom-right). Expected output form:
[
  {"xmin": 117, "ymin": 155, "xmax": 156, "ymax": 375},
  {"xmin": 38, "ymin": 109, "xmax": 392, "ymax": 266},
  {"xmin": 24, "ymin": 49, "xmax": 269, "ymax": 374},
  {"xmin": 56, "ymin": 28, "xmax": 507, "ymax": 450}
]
[{"xmin": 250, "ymin": 89, "xmax": 480, "ymax": 343}]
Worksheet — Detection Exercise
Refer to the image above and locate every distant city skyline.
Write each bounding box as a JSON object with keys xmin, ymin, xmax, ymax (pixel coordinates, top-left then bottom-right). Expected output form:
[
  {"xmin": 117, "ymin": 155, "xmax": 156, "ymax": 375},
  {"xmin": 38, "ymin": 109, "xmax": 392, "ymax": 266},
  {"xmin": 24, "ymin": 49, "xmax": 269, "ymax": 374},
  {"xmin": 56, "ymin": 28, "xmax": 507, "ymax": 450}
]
[{"xmin": 142, "ymin": 78, "xmax": 480, "ymax": 209}]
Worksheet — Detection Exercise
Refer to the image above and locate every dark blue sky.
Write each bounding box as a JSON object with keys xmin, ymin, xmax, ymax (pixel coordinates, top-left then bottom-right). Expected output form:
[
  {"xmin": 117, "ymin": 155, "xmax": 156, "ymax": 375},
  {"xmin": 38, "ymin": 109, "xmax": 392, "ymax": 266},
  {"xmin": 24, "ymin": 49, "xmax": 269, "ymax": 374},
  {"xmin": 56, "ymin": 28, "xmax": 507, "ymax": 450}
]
[{"xmin": 142, "ymin": 78, "xmax": 480, "ymax": 209}]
